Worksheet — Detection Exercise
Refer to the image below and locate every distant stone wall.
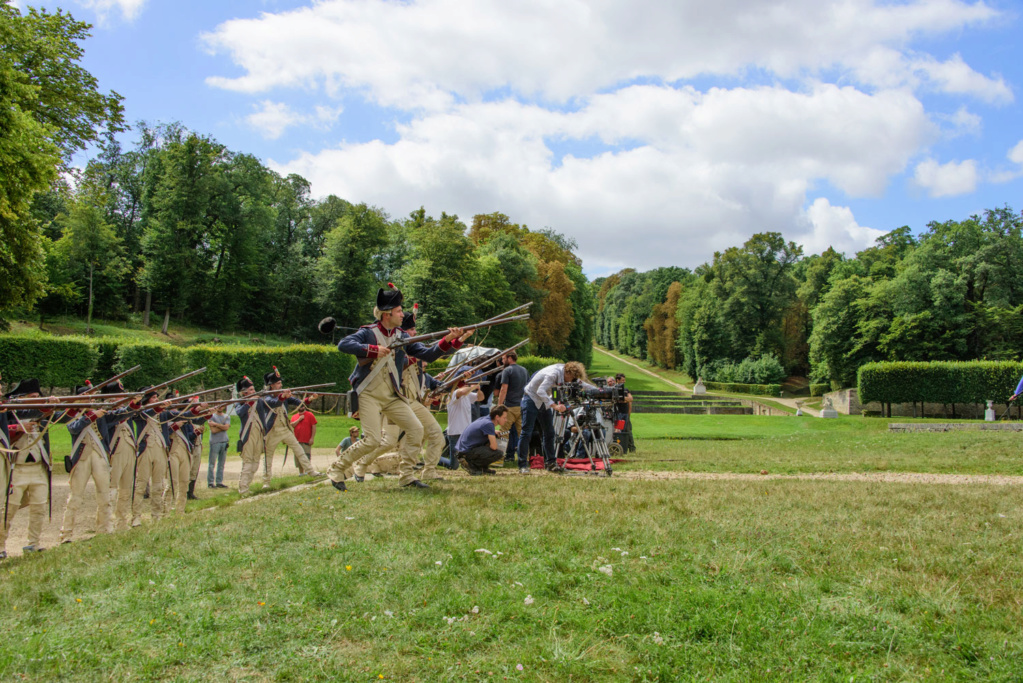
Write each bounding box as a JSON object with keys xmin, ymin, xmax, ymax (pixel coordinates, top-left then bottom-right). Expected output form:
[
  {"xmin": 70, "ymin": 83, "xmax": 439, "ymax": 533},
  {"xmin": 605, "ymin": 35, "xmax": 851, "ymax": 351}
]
[{"xmin": 825, "ymin": 388, "xmax": 1018, "ymax": 419}]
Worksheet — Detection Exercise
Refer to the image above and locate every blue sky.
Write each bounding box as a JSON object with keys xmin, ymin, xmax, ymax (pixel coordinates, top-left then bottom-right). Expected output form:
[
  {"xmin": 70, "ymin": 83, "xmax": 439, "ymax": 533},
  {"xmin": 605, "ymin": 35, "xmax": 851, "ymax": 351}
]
[{"xmin": 16, "ymin": 0, "xmax": 1023, "ymax": 276}]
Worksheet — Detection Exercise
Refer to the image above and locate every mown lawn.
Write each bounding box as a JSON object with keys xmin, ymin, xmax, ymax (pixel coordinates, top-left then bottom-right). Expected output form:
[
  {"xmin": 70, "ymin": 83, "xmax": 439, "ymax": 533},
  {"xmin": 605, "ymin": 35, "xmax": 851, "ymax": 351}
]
[{"xmin": 1, "ymin": 474, "xmax": 1021, "ymax": 681}]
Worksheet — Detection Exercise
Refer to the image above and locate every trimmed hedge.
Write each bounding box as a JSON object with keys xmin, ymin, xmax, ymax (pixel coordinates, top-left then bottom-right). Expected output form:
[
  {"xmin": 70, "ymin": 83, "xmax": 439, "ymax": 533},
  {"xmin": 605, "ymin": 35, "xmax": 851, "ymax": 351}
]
[
  {"xmin": 113, "ymin": 343, "xmax": 188, "ymax": 391},
  {"xmin": 0, "ymin": 335, "xmax": 99, "ymax": 390},
  {"xmin": 183, "ymin": 345, "xmax": 355, "ymax": 393},
  {"xmin": 704, "ymin": 381, "xmax": 783, "ymax": 397},
  {"xmin": 857, "ymin": 361, "xmax": 1023, "ymax": 405},
  {"xmin": 810, "ymin": 383, "xmax": 830, "ymax": 397}
]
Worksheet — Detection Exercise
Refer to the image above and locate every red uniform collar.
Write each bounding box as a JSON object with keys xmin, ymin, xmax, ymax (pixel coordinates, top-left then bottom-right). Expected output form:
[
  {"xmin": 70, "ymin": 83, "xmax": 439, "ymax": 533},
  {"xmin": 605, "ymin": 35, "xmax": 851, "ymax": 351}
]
[{"xmin": 374, "ymin": 321, "xmax": 398, "ymax": 338}]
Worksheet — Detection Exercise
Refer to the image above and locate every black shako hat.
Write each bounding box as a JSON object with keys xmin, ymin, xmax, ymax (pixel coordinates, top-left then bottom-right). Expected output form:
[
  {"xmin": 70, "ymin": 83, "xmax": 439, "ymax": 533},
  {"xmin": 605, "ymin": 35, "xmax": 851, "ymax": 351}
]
[
  {"xmin": 377, "ymin": 282, "xmax": 403, "ymax": 311},
  {"xmin": 140, "ymin": 386, "xmax": 160, "ymax": 404},
  {"xmin": 401, "ymin": 303, "xmax": 419, "ymax": 331},
  {"xmin": 264, "ymin": 366, "xmax": 282, "ymax": 386},
  {"xmin": 5, "ymin": 377, "xmax": 42, "ymax": 398},
  {"xmin": 237, "ymin": 376, "xmax": 254, "ymax": 392}
]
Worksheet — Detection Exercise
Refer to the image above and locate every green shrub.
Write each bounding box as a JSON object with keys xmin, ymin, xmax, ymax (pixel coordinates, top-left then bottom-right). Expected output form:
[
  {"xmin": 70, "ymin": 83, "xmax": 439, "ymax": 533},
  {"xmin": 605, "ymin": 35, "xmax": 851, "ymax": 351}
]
[
  {"xmin": 0, "ymin": 335, "xmax": 99, "ymax": 390},
  {"xmin": 92, "ymin": 337, "xmax": 122, "ymax": 380},
  {"xmin": 810, "ymin": 383, "xmax": 830, "ymax": 397},
  {"xmin": 184, "ymin": 344, "xmax": 355, "ymax": 393},
  {"xmin": 857, "ymin": 361, "xmax": 1023, "ymax": 405},
  {"xmin": 702, "ymin": 355, "xmax": 787, "ymax": 385},
  {"xmin": 113, "ymin": 342, "xmax": 187, "ymax": 391},
  {"xmin": 703, "ymin": 381, "xmax": 783, "ymax": 397}
]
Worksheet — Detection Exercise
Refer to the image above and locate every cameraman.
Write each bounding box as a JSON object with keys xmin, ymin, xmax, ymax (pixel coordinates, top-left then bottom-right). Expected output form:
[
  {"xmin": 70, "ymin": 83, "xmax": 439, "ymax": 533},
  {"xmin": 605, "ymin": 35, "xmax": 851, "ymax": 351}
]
[
  {"xmin": 517, "ymin": 361, "xmax": 595, "ymax": 473},
  {"xmin": 612, "ymin": 373, "xmax": 635, "ymax": 452}
]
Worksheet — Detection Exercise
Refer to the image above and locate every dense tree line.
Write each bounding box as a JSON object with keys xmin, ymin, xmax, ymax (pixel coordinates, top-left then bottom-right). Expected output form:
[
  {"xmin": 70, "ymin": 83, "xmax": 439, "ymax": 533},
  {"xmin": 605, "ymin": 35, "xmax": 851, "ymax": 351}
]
[
  {"xmin": 597, "ymin": 208, "xmax": 1023, "ymax": 387},
  {"xmin": 0, "ymin": 3, "xmax": 594, "ymax": 363}
]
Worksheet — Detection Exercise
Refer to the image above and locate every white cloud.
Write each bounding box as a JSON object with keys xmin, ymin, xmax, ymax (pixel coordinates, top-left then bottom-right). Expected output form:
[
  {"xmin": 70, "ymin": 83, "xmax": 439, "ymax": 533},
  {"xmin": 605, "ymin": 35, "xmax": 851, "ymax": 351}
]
[
  {"xmin": 76, "ymin": 0, "xmax": 147, "ymax": 22},
  {"xmin": 245, "ymin": 100, "xmax": 343, "ymax": 140},
  {"xmin": 275, "ymin": 84, "xmax": 929, "ymax": 269},
  {"xmin": 801, "ymin": 198, "xmax": 886, "ymax": 256},
  {"xmin": 202, "ymin": 0, "xmax": 1001, "ymax": 108},
  {"xmin": 989, "ymin": 139, "xmax": 1023, "ymax": 184},
  {"xmin": 1009, "ymin": 140, "xmax": 1023, "ymax": 166},
  {"xmin": 913, "ymin": 158, "xmax": 979, "ymax": 197}
]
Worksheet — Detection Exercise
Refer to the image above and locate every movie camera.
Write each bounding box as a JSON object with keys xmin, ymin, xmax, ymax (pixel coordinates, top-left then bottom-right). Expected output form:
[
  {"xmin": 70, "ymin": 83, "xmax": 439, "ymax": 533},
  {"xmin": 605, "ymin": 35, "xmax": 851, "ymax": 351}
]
[{"xmin": 550, "ymin": 381, "xmax": 623, "ymax": 475}]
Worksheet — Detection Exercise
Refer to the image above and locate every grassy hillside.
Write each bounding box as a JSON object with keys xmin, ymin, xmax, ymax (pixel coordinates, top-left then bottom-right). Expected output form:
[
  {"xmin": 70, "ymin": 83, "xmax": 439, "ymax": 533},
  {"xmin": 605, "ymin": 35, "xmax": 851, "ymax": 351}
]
[{"xmin": 8, "ymin": 314, "xmax": 298, "ymax": 347}]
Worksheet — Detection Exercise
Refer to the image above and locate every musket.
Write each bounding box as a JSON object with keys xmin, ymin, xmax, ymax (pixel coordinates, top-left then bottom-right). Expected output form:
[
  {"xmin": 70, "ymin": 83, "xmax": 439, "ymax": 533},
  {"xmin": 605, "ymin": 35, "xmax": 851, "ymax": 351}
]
[
  {"xmin": 291, "ymin": 391, "xmax": 347, "ymax": 398},
  {"xmin": 145, "ymin": 367, "xmax": 209, "ymax": 396},
  {"xmin": 0, "ymin": 401, "xmax": 116, "ymax": 411},
  {"xmin": 436, "ymin": 338, "xmax": 530, "ymax": 382},
  {"xmin": 391, "ymin": 313, "xmax": 531, "ymax": 349},
  {"xmin": 85, "ymin": 365, "xmax": 142, "ymax": 394},
  {"xmin": 199, "ymin": 384, "xmax": 338, "ymax": 409},
  {"xmin": 430, "ymin": 363, "xmax": 504, "ymax": 398},
  {"xmin": 144, "ymin": 384, "xmax": 234, "ymax": 409},
  {"xmin": 4, "ymin": 391, "xmax": 142, "ymax": 404}
]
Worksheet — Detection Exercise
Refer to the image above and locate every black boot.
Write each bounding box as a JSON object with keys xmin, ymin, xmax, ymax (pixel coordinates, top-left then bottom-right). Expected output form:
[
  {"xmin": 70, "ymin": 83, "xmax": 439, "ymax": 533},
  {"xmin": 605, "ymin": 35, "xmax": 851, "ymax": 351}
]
[{"xmin": 186, "ymin": 479, "xmax": 198, "ymax": 500}]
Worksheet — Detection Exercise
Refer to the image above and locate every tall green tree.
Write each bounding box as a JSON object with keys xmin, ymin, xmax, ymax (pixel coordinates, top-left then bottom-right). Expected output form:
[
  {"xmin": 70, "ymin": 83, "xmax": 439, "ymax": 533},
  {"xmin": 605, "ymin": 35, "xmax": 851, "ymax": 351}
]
[{"xmin": 314, "ymin": 204, "xmax": 390, "ymax": 330}]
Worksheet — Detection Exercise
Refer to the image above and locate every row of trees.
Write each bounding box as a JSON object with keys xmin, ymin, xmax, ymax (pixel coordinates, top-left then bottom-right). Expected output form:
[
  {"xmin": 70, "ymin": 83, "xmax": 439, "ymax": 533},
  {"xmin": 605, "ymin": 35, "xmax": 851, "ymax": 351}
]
[
  {"xmin": 597, "ymin": 207, "xmax": 1023, "ymax": 387},
  {"xmin": 0, "ymin": 3, "xmax": 594, "ymax": 364}
]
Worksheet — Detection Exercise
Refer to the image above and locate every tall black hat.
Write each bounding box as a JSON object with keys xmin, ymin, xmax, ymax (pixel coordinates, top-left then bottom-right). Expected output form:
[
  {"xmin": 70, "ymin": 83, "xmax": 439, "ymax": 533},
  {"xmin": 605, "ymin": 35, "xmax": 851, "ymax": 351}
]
[
  {"xmin": 237, "ymin": 376, "xmax": 254, "ymax": 392},
  {"xmin": 401, "ymin": 303, "xmax": 419, "ymax": 331},
  {"xmin": 74, "ymin": 380, "xmax": 93, "ymax": 395},
  {"xmin": 101, "ymin": 380, "xmax": 124, "ymax": 395},
  {"xmin": 140, "ymin": 385, "xmax": 160, "ymax": 404},
  {"xmin": 377, "ymin": 282, "xmax": 403, "ymax": 311},
  {"xmin": 264, "ymin": 366, "xmax": 282, "ymax": 386},
  {"xmin": 5, "ymin": 378, "xmax": 41, "ymax": 398}
]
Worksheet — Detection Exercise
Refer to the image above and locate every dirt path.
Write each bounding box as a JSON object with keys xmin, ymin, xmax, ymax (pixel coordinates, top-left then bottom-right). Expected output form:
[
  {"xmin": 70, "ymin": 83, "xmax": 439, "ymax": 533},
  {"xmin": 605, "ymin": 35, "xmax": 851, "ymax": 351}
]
[{"xmin": 593, "ymin": 346, "xmax": 689, "ymax": 392}]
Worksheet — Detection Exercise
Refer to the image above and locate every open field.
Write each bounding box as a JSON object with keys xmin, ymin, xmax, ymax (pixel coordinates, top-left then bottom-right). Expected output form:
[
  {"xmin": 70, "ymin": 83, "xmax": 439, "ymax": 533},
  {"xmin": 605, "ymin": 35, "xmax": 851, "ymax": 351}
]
[{"xmin": 5, "ymin": 399, "xmax": 1023, "ymax": 680}]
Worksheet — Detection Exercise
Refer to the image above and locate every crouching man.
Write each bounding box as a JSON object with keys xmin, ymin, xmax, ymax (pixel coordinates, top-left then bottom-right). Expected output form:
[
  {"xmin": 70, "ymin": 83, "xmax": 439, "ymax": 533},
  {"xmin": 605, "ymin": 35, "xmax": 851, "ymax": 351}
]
[{"xmin": 455, "ymin": 405, "xmax": 511, "ymax": 476}]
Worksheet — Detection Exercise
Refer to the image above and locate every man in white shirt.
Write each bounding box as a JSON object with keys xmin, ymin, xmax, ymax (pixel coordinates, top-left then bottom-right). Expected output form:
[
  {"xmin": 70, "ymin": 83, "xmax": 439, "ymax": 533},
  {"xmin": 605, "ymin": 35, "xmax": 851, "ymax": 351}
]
[{"xmin": 517, "ymin": 361, "xmax": 591, "ymax": 473}]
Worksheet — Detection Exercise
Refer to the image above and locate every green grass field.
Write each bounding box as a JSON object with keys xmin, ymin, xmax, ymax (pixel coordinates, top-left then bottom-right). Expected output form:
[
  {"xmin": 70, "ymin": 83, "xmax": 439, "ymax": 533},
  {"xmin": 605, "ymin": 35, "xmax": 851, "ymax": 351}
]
[
  {"xmin": 5, "ymin": 390, "xmax": 1023, "ymax": 679},
  {"xmin": 9, "ymin": 314, "xmax": 297, "ymax": 347}
]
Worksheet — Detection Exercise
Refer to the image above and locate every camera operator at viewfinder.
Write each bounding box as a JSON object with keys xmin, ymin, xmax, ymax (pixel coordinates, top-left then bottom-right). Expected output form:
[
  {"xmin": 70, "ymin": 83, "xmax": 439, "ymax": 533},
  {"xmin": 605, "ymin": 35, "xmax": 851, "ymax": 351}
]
[{"xmin": 516, "ymin": 361, "xmax": 596, "ymax": 473}]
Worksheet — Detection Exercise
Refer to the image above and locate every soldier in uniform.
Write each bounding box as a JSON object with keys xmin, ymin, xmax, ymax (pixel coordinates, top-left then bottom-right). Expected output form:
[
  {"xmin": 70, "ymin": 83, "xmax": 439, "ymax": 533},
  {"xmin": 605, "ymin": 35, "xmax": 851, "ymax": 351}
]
[
  {"xmin": 186, "ymin": 420, "xmax": 205, "ymax": 500},
  {"xmin": 234, "ymin": 376, "xmax": 265, "ymax": 496},
  {"xmin": 61, "ymin": 383, "xmax": 138, "ymax": 543},
  {"xmin": 1, "ymin": 378, "xmax": 54, "ymax": 558},
  {"xmin": 351, "ymin": 307, "xmax": 466, "ymax": 483},
  {"xmin": 256, "ymin": 368, "xmax": 321, "ymax": 484},
  {"xmin": 326, "ymin": 284, "xmax": 465, "ymax": 491},
  {"xmin": 131, "ymin": 387, "xmax": 178, "ymax": 526},
  {"xmin": 167, "ymin": 396, "xmax": 208, "ymax": 515},
  {"xmin": 105, "ymin": 381, "xmax": 142, "ymax": 532}
]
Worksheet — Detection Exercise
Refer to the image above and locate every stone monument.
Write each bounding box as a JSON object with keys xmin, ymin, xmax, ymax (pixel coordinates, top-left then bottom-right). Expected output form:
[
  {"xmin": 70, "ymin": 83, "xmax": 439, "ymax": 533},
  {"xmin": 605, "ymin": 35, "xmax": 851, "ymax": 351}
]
[
  {"xmin": 819, "ymin": 396, "xmax": 839, "ymax": 419},
  {"xmin": 693, "ymin": 378, "xmax": 707, "ymax": 397},
  {"xmin": 985, "ymin": 400, "xmax": 996, "ymax": 422}
]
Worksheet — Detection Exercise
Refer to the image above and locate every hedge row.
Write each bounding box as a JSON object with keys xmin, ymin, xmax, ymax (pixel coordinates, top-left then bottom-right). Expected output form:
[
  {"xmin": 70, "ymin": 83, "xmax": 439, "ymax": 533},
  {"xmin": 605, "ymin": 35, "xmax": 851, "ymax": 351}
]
[
  {"xmin": 857, "ymin": 361, "xmax": 1023, "ymax": 405},
  {"xmin": 810, "ymin": 383, "xmax": 830, "ymax": 397},
  {"xmin": 0, "ymin": 336, "xmax": 99, "ymax": 390},
  {"xmin": 704, "ymin": 381, "xmax": 783, "ymax": 397},
  {"xmin": 0, "ymin": 335, "xmax": 354, "ymax": 394}
]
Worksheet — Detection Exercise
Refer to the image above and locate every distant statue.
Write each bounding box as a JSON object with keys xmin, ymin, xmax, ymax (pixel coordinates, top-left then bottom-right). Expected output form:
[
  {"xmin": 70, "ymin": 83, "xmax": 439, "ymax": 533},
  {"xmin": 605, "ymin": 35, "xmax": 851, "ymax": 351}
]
[{"xmin": 693, "ymin": 377, "xmax": 707, "ymax": 396}]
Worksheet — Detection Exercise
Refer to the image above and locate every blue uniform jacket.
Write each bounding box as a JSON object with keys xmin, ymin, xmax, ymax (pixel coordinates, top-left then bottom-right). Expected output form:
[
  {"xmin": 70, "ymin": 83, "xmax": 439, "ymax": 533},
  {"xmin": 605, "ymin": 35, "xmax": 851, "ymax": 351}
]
[
  {"xmin": 67, "ymin": 407, "xmax": 133, "ymax": 466},
  {"xmin": 256, "ymin": 394, "xmax": 305, "ymax": 433},
  {"xmin": 338, "ymin": 323, "xmax": 460, "ymax": 394}
]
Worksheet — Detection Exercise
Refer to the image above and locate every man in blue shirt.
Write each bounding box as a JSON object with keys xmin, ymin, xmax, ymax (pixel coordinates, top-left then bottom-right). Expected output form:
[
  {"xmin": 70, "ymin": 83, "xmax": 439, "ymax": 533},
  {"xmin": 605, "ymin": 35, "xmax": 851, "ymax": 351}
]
[{"xmin": 455, "ymin": 405, "xmax": 511, "ymax": 475}]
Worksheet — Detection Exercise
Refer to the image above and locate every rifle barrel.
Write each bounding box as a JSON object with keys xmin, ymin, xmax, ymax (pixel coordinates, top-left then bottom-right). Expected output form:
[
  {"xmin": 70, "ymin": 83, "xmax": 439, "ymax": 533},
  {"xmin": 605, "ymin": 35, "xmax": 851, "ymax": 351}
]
[
  {"xmin": 396, "ymin": 314, "xmax": 530, "ymax": 348},
  {"xmin": 84, "ymin": 365, "xmax": 142, "ymax": 394}
]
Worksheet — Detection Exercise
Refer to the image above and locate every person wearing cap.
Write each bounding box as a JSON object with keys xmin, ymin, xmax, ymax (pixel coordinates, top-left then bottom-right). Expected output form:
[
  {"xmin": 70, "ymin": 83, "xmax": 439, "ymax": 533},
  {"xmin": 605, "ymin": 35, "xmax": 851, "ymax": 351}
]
[
  {"xmin": 255, "ymin": 367, "xmax": 321, "ymax": 485},
  {"xmin": 446, "ymin": 367, "xmax": 483, "ymax": 470},
  {"xmin": 60, "ymin": 382, "xmax": 139, "ymax": 542},
  {"xmin": 131, "ymin": 387, "xmax": 179, "ymax": 526},
  {"xmin": 1, "ymin": 378, "xmax": 56, "ymax": 557},
  {"xmin": 350, "ymin": 306, "xmax": 471, "ymax": 483},
  {"xmin": 233, "ymin": 376, "xmax": 265, "ymax": 496},
  {"xmin": 103, "ymin": 380, "xmax": 146, "ymax": 532},
  {"xmin": 167, "ymin": 396, "xmax": 209, "ymax": 515},
  {"xmin": 325, "ymin": 284, "xmax": 466, "ymax": 490}
]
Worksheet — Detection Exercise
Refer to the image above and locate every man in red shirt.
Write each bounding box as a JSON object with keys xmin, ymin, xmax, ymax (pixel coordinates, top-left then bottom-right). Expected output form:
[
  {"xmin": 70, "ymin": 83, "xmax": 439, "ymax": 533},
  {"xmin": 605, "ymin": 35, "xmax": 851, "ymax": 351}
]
[{"xmin": 290, "ymin": 404, "xmax": 318, "ymax": 470}]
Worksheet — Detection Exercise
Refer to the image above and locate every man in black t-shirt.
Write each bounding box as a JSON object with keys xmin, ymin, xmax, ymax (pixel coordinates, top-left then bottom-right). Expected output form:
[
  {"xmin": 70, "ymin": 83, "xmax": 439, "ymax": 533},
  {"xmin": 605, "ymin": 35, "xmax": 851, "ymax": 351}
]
[{"xmin": 496, "ymin": 351, "xmax": 530, "ymax": 467}]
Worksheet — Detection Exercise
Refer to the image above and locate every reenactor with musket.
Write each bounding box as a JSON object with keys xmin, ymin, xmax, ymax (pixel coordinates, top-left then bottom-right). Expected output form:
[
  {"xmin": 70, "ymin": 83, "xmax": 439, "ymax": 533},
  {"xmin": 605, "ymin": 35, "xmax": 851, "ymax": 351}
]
[
  {"xmin": 167, "ymin": 395, "xmax": 209, "ymax": 515},
  {"xmin": 1, "ymin": 378, "xmax": 55, "ymax": 558},
  {"xmin": 325, "ymin": 284, "xmax": 468, "ymax": 490},
  {"xmin": 60, "ymin": 381, "xmax": 142, "ymax": 543},
  {"xmin": 131, "ymin": 387, "xmax": 183, "ymax": 525},
  {"xmin": 256, "ymin": 368, "xmax": 323, "ymax": 483},
  {"xmin": 234, "ymin": 376, "xmax": 264, "ymax": 496}
]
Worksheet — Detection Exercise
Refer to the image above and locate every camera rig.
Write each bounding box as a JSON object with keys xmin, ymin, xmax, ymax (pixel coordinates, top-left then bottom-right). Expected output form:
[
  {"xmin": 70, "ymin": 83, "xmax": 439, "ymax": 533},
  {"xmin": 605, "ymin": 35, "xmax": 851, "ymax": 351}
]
[{"xmin": 549, "ymin": 381, "xmax": 623, "ymax": 476}]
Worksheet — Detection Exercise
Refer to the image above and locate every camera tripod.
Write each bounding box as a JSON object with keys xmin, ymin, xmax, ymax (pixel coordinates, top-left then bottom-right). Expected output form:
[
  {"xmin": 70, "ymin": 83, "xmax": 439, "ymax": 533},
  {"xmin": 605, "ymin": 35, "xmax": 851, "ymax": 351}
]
[{"xmin": 553, "ymin": 404, "xmax": 614, "ymax": 476}]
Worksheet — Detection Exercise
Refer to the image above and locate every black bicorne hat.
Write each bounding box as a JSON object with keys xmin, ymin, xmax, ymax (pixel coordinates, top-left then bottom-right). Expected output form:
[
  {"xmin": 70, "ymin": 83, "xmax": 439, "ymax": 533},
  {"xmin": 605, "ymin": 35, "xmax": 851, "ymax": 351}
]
[
  {"xmin": 74, "ymin": 380, "xmax": 93, "ymax": 395},
  {"xmin": 100, "ymin": 381, "xmax": 124, "ymax": 395},
  {"xmin": 377, "ymin": 282, "xmax": 403, "ymax": 311},
  {"xmin": 401, "ymin": 303, "xmax": 419, "ymax": 331},
  {"xmin": 318, "ymin": 317, "xmax": 337, "ymax": 335},
  {"xmin": 264, "ymin": 366, "xmax": 282, "ymax": 385},
  {"xmin": 5, "ymin": 377, "xmax": 41, "ymax": 398},
  {"xmin": 237, "ymin": 376, "xmax": 254, "ymax": 392}
]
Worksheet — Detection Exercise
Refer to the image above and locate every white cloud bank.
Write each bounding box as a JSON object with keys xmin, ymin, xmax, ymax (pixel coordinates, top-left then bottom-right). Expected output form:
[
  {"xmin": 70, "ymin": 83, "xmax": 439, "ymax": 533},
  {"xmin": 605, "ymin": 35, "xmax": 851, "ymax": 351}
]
[
  {"xmin": 200, "ymin": 0, "xmax": 1009, "ymax": 269},
  {"xmin": 246, "ymin": 100, "xmax": 343, "ymax": 140},
  {"xmin": 76, "ymin": 0, "xmax": 147, "ymax": 22}
]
